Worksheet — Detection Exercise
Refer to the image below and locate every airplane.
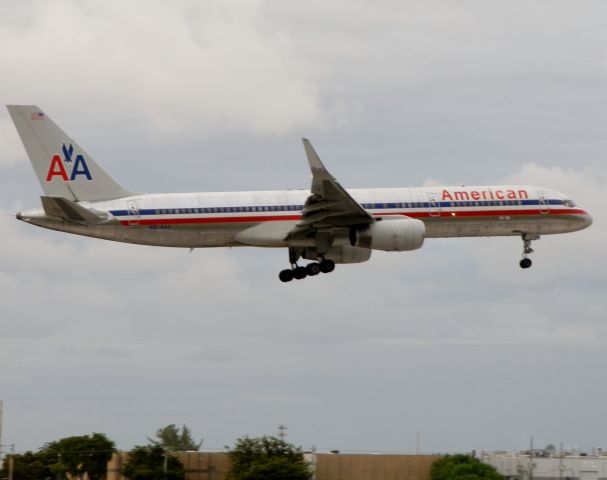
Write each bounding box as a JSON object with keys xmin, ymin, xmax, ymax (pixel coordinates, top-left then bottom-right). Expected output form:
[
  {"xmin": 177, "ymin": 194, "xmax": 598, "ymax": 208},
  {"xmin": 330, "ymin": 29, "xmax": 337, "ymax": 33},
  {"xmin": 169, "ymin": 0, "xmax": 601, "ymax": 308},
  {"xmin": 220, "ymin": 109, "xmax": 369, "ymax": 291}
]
[{"xmin": 7, "ymin": 105, "xmax": 592, "ymax": 282}]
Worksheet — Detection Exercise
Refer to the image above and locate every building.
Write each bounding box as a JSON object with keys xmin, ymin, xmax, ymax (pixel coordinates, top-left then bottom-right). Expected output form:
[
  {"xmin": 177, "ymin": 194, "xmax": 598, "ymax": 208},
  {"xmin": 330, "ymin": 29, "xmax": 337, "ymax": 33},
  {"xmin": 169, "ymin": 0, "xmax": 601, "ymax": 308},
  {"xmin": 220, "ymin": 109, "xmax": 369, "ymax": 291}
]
[
  {"xmin": 482, "ymin": 452, "xmax": 607, "ymax": 480},
  {"xmin": 107, "ymin": 452, "xmax": 441, "ymax": 480}
]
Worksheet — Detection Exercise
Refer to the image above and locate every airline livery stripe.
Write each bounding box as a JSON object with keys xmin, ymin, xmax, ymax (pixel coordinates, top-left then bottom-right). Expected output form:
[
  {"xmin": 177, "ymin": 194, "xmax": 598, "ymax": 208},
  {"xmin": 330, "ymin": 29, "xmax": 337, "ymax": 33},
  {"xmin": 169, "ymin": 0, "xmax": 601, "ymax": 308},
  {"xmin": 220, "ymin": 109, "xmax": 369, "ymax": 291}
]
[
  {"xmin": 116, "ymin": 209, "xmax": 588, "ymax": 226},
  {"xmin": 109, "ymin": 198, "xmax": 571, "ymax": 219}
]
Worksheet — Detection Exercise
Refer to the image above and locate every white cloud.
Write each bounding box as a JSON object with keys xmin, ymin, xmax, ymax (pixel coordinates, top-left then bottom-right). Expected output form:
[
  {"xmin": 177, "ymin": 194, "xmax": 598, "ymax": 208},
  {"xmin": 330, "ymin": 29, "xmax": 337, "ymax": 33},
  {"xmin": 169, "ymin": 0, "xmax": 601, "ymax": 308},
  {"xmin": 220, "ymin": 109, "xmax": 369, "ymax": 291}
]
[{"xmin": 0, "ymin": 0, "xmax": 323, "ymax": 136}]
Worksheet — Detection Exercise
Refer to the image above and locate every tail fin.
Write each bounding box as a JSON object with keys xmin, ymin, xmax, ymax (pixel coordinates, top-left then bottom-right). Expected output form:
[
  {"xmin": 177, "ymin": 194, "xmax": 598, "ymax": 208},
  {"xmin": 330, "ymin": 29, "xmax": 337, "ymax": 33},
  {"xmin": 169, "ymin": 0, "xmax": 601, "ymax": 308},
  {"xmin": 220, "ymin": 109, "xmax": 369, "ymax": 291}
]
[{"xmin": 7, "ymin": 105, "xmax": 134, "ymax": 202}]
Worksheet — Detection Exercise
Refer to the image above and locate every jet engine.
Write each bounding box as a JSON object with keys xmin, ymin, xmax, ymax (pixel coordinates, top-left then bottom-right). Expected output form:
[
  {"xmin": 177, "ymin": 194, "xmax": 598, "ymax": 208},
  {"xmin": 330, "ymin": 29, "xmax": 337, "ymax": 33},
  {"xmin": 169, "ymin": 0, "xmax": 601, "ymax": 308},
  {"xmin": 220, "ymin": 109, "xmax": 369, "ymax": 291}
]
[{"xmin": 350, "ymin": 217, "xmax": 425, "ymax": 251}]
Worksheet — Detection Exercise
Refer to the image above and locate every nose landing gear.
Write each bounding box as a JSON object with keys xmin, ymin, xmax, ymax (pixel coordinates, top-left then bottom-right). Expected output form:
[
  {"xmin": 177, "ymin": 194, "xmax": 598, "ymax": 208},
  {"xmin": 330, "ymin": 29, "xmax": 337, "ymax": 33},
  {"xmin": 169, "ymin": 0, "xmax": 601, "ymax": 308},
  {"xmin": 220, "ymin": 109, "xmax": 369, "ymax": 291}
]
[{"xmin": 519, "ymin": 234, "xmax": 539, "ymax": 269}]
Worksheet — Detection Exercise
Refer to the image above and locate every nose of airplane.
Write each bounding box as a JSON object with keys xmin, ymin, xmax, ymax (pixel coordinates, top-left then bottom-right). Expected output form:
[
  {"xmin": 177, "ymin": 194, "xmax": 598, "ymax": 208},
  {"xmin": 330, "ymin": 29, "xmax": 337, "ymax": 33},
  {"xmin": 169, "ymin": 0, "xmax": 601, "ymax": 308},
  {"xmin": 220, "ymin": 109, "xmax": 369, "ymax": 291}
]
[{"xmin": 579, "ymin": 211, "xmax": 593, "ymax": 229}]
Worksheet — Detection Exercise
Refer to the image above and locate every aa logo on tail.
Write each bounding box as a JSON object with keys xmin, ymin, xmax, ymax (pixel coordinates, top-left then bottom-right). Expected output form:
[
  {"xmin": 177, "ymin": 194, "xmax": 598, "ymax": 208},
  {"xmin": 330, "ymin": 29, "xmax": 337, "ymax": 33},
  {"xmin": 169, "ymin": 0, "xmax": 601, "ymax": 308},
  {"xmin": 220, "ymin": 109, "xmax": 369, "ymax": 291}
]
[{"xmin": 45, "ymin": 144, "xmax": 92, "ymax": 182}]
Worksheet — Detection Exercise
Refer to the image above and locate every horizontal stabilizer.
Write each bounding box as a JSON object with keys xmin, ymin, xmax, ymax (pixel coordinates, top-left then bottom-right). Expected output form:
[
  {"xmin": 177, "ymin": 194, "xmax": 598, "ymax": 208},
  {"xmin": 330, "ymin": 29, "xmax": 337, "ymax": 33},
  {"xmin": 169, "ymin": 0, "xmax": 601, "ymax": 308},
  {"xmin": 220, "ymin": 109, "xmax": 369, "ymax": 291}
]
[{"xmin": 40, "ymin": 196, "xmax": 109, "ymax": 225}]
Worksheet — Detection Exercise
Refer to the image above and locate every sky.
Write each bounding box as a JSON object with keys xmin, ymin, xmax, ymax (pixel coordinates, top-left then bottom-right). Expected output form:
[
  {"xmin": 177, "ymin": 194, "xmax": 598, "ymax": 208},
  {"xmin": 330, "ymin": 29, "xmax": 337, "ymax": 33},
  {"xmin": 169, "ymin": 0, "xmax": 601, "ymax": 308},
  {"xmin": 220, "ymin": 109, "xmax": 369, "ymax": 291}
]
[{"xmin": 0, "ymin": 0, "xmax": 606, "ymax": 456}]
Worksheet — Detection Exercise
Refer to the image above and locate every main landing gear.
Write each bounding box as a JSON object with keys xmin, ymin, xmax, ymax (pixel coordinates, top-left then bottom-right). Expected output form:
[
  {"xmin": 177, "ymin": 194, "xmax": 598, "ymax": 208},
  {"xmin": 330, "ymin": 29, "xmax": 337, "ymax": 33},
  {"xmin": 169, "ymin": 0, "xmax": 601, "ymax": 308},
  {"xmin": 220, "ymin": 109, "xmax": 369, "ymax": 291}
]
[
  {"xmin": 519, "ymin": 234, "xmax": 539, "ymax": 269},
  {"xmin": 279, "ymin": 259, "xmax": 335, "ymax": 282}
]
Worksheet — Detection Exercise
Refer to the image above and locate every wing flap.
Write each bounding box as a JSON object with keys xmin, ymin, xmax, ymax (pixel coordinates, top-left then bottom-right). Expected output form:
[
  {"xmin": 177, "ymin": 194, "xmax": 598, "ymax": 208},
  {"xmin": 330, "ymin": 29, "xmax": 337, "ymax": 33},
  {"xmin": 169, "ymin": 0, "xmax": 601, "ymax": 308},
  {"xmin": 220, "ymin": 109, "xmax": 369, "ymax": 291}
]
[{"xmin": 287, "ymin": 139, "xmax": 372, "ymax": 243}]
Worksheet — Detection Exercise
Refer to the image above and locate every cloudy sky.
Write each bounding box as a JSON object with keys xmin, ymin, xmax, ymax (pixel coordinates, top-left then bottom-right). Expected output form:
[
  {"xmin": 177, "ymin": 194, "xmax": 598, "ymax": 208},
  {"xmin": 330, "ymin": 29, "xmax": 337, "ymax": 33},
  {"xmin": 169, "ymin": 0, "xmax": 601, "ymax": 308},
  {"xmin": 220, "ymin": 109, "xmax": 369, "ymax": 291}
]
[{"xmin": 1, "ymin": 0, "xmax": 606, "ymax": 455}]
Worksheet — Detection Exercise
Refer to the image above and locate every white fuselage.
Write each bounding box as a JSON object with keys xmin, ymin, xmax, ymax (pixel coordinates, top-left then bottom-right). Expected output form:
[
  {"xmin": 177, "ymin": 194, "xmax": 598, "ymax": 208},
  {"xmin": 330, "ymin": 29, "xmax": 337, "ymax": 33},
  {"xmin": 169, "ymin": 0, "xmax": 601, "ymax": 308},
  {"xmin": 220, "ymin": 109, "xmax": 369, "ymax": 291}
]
[{"xmin": 19, "ymin": 185, "xmax": 592, "ymax": 248}]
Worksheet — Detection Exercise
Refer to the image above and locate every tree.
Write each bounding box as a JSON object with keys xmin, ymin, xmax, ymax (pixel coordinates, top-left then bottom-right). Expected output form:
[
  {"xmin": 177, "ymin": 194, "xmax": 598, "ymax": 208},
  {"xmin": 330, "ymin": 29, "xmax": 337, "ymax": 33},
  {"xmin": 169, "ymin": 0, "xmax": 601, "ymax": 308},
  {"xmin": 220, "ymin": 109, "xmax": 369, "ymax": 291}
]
[
  {"xmin": 1, "ymin": 433, "xmax": 115, "ymax": 480},
  {"xmin": 41, "ymin": 432, "xmax": 116, "ymax": 480},
  {"xmin": 122, "ymin": 445, "xmax": 185, "ymax": 480},
  {"xmin": 148, "ymin": 424, "xmax": 202, "ymax": 452},
  {"xmin": 432, "ymin": 455, "xmax": 503, "ymax": 480},
  {"xmin": 227, "ymin": 435, "xmax": 311, "ymax": 480},
  {"xmin": 544, "ymin": 444, "xmax": 557, "ymax": 456},
  {"xmin": 1, "ymin": 451, "xmax": 53, "ymax": 480}
]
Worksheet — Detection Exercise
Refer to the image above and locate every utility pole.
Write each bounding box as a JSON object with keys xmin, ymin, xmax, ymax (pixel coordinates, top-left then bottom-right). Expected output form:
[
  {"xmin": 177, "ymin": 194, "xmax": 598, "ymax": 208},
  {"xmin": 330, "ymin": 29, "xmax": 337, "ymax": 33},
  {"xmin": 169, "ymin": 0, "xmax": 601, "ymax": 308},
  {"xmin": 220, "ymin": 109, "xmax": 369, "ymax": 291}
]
[
  {"xmin": 0, "ymin": 400, "xmax": 3, "ymax": 477},
  {"xmin": 278, "ymin": 425, "xmax": 288, "ymax": 441},
  {"xmin": 7, "ymin": 444, "xmax": 14, "ymax": 480},
  {"xmin": 416, "ymin": 433, "xmax": 420, "ymax": 455},
  {"xmin": 559, "ymin": 441, "xmax": 564, "ymax": 480},
  {"xmin": 528, "ymin": 437, "xmax": 534, "ymax": 480}
]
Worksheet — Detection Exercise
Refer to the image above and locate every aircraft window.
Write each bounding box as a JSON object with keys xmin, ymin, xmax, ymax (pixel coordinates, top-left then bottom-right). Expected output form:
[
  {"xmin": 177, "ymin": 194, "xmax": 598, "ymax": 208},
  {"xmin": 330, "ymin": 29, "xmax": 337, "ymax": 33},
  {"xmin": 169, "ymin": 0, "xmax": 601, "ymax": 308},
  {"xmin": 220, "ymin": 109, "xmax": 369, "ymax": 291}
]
[{"xmin": 563, "ymin": 199, "xmax": 576, "ymax": 207}]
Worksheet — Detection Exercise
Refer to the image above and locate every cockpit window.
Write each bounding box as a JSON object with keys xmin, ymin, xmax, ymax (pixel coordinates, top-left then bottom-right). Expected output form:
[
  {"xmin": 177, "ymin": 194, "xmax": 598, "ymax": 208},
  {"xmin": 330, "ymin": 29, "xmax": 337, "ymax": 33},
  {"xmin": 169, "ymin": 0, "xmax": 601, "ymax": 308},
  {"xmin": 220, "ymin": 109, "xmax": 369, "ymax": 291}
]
[{"xmin": 563, "ymin": 199, "xmax": 576, "ymax": 207}]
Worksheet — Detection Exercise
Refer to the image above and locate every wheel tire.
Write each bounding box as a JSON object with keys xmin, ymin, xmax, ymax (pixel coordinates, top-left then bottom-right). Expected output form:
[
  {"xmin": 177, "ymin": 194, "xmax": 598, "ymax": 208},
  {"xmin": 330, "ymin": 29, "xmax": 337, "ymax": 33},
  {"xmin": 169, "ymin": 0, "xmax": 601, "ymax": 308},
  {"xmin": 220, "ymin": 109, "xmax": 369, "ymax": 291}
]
[
  {"xmin": 519, "ymin": 258, "xmax": 532, "ymax": 269},
  {"xmin": 293, "ymin": 266, "xmax": 308, "ymax": 280},
  {"xmin": 320, "ymin": 259, "xmax": 336, "ymax": 273},
  {"xmin": 306, "ymin": 263, "xmax": 321, "ymax": 276},
  {"xmin": 279, "ymin": 269, "xmax": 294, "ymax": 282}
]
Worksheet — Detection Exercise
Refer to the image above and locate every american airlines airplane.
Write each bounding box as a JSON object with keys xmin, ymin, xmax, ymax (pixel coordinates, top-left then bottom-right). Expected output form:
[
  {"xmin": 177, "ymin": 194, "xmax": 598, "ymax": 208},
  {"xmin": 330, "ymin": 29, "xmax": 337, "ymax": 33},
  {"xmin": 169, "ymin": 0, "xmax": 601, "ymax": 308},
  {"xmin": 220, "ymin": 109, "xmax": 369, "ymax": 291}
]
[{"xmin": 7, "ymin": 105, "xmax": 592, "ymax": 282}]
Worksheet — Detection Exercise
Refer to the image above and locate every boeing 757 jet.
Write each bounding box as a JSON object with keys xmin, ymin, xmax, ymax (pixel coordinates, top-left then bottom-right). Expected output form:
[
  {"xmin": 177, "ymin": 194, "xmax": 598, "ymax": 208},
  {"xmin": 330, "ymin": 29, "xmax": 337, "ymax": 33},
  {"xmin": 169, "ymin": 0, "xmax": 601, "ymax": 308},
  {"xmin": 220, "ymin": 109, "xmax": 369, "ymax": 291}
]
[{"xmin": 7, "ymin": 105, "xmax": 592, "ymax": 282}]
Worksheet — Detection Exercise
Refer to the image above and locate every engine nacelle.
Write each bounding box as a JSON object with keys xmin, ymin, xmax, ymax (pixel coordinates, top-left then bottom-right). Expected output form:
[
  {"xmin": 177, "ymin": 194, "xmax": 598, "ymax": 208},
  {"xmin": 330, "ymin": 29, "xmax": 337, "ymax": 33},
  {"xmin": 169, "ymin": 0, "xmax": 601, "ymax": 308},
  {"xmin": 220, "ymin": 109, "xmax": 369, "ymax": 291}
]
[{"xmin": 350, "ymin": 217, "xmax": 425, "ymax": 251}]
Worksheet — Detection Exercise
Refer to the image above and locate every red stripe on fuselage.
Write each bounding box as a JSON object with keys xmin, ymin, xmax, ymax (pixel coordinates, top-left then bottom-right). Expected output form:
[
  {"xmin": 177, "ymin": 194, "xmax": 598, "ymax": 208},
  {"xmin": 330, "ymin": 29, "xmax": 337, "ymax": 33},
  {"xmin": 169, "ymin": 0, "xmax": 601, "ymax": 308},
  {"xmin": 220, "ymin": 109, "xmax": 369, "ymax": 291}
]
[{"xmin": 118, "ymin": 209, "xmax": 588, "ymax": 226}]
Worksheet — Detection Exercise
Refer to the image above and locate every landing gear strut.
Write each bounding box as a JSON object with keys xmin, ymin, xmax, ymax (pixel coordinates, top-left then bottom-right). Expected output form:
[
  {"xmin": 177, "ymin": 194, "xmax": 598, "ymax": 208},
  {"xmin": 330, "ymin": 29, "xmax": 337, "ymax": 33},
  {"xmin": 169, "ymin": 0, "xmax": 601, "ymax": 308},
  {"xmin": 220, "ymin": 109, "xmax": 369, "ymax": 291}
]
[
  {"xmin": 279, "ymin": 249, "xmax": 336, "ymax": 282},
  {"xmin": 519, "ymin": 234, "xmax": 539, "ymax": 269}
]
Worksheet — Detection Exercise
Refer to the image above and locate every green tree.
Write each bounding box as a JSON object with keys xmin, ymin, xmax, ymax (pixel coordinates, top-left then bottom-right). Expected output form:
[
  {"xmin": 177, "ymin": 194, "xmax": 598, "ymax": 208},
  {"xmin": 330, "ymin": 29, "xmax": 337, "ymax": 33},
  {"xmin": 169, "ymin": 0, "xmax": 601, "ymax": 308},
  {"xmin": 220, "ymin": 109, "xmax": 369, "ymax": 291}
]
[
  {"xmin": 148, "ymin": 424, "xmax": 202, "ymax": 452},
  {"xmin": 227, "ymin": 435, "xmax": 311, "ymax": 480},
  {"xmin": 432, "ymin": 455, "xmax": 503, "ymax": 480},
  {"xmin": 122, "ymin": 445, "xmax": 185, "ymax": 480},
  {"xmin": 1, "ymin": 450, "xmax": 53, "ymax": 480},
  {"xmin": 42, "ymin": 432, "xmax": 116, "ymax": 480}
]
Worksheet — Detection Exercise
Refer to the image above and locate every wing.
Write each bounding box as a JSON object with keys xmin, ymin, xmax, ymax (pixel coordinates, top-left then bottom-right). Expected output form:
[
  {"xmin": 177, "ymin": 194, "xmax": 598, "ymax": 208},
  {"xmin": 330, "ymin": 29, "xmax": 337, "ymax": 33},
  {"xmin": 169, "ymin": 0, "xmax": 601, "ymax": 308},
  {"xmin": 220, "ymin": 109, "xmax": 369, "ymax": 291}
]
[{"xmin": 286, "ymin": 139, "xmax": 373, "ymax": 241}]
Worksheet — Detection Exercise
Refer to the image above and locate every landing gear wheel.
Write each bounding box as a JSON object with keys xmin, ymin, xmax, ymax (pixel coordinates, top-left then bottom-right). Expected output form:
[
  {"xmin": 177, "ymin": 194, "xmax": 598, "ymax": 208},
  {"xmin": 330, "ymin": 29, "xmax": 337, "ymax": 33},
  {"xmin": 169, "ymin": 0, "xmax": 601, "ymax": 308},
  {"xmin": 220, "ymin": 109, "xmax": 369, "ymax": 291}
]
[
  {"xmin": 319, "ymin": 259, "xmax": 335, "ymax": 273},
  {"xmin": 519, "ymin": 234, "xmax": 539, "ymax": 270},
  {"xmin": 519, "ymin": 258, "xmax": 532, "ymax": 269},
  {"xmin": 279, "ymin": 269, "xmax": 294, "ymax": 282},
  {"xmin": 293, "ymin": 266, "xmax": 308, "ymax": 280},
  {"xmin": 306, "ymin": 262, "xmax": 321, "ymax": 276}
]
